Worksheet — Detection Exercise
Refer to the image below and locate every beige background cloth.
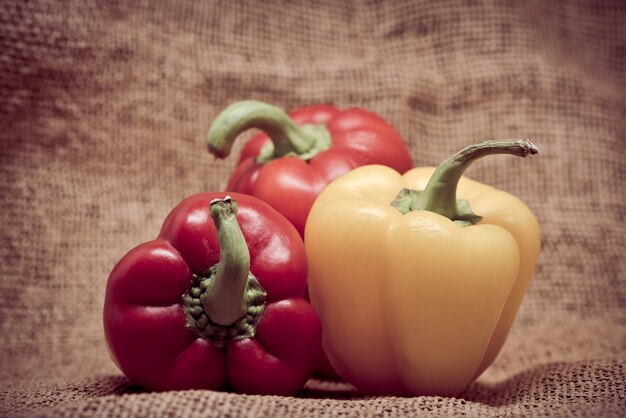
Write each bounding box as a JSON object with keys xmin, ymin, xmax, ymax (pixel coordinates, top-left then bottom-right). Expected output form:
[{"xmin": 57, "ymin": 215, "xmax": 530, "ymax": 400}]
[{"xmin": 1, "ymin": 0, "xmax": 625, "ymax": 416}]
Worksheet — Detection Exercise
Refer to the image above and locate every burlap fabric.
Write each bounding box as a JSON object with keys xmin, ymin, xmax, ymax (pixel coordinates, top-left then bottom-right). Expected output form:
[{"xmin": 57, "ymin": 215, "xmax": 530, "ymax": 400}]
[{"xmin": 1, "ymin": 0, "xmax": 625, "ymax": 416}]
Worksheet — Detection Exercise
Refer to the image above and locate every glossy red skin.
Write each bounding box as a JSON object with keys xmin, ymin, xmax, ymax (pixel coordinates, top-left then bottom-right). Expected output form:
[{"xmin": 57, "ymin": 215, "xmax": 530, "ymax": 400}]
[
  {"xmin": 226, "ymin": 105, "xmax": 414, "ymax": 236},
  {"xmin": 103, "ymin": 192, "xmax": 322, "ymax": 395}
]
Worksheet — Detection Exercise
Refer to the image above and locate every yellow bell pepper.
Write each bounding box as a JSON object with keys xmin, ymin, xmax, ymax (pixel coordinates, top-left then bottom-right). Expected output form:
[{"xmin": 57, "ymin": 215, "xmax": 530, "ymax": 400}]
[{"xmin": 305, "ymin": 139, "xmax": 540, "ymax": 396}]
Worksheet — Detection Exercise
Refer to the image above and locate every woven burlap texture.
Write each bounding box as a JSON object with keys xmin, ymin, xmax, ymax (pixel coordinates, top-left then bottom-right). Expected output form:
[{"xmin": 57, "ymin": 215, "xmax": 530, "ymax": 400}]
[{"xmin": 1, "ymin": 0, "xmax": 625, "ymax": 417}]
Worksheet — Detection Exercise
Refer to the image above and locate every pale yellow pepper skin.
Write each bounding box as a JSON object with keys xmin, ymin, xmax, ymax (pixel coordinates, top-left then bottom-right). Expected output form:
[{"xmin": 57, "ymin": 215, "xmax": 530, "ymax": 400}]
[{"xmin": 305, "ymin": 147, "xmax": 540, "ymax": 396}]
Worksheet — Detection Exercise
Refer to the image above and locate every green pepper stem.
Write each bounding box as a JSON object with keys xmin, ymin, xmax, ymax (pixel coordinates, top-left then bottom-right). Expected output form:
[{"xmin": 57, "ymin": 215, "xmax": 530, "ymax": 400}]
[
  {"xmin": 200, "ymin": 197, "xmax": 250, "ymax": 326},
  {"xmin": 412, "ymin": 139, "xmax": 538, "ymax": 221},
  {"xmin": 207, "ymin": 100, "xmax": 321, "ymax": 159}
]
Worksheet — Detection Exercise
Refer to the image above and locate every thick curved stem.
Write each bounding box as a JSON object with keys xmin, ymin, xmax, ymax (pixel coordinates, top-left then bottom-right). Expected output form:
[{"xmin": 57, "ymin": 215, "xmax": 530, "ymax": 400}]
[
  {"xmin": 207, "ymin": 100, "xmax": 319, "ymax": 159},
  {"xmin": 200, "ymin": 197, "xmax": 250, "ymax": 326},
  {"xmin": 416, "ymin": 139, "xmax": 538, "ymax": 219},
  {"xmin": 392, "ymin": 139, "xmax": 538, "ymax": 224}
]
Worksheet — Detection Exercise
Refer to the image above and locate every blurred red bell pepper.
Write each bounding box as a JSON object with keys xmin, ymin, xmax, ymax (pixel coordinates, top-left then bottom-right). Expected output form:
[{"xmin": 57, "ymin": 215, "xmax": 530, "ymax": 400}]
[
  {"xmin": 103, "ymin": 193, "xmax": 321, "ymax": 395},
  {"xmin": 207, "ymin": 100, "xmax": 413, "ymax": 236}
]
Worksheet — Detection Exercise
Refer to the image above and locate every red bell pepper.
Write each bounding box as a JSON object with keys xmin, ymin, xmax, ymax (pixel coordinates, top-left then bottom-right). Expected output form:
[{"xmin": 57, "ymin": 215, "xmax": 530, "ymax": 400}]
[
  {"xmin": 103, "ymin": 193, "xmax": 322, "ymax": 395},
  {"xmin": 207, "ymin": 100, "xmax": 413, "ymax": 236}
]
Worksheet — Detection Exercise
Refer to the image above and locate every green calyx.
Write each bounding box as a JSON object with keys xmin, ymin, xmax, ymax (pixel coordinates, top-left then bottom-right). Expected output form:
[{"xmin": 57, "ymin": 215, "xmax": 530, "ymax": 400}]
[
  {"xmin": 183, "ymin": 269, "xmax": 266, "ymax": 348},
  {"xmin": 391, "ymin": 139, "xmax": 539, "ymax": 226},
  {"xmin": 206, "ymin": 100, "xmax": 332, "ymax": 164},
  {"xmin": 391, "ymin": 188, "xmax": 482, "ymax": 226},
  {"xmin": 182, "ymin": 197, "xmax": 267, "ymax": 348}
]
